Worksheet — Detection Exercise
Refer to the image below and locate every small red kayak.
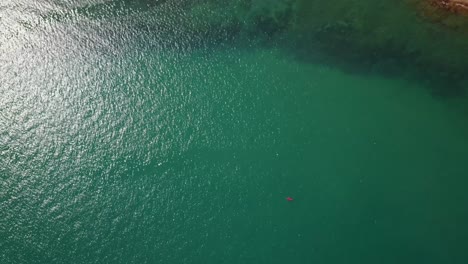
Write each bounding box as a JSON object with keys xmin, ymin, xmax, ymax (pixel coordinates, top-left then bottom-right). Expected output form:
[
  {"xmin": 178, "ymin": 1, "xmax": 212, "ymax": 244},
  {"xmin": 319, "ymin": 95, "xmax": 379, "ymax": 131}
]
[{"xmin": 286, "ymin": 197, "xmax": 294, "ymax": 201}]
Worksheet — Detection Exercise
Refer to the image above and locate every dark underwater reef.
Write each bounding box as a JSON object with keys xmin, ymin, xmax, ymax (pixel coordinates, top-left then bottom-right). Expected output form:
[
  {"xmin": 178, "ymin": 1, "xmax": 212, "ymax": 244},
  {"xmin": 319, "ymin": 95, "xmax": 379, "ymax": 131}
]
[{"xmin": 191, "ymin": 0, "xmax": 468, "ymax": 96}]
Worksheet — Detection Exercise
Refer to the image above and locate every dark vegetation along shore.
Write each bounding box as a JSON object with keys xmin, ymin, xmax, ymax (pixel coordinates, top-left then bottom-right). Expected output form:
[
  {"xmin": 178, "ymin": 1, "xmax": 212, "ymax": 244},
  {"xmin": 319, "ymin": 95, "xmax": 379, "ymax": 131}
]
[{"xmin": 38, "ymin": 0, "xmax": 468, "ymax": 96}]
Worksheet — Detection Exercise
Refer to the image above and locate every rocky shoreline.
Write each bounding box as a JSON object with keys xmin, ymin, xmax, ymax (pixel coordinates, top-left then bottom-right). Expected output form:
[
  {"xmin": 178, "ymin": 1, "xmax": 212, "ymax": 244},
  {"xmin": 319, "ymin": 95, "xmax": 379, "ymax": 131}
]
[{"xmin": 431, "ymin": 0, "xmax": 468, "ymax": 14}]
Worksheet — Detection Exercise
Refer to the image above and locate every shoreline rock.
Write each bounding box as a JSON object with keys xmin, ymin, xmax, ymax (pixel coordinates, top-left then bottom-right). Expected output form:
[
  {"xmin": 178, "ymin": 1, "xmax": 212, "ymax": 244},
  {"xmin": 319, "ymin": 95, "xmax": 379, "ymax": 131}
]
[{"xmin": 430, "ymin": 0, "xmax": 468, "ymax": 14}]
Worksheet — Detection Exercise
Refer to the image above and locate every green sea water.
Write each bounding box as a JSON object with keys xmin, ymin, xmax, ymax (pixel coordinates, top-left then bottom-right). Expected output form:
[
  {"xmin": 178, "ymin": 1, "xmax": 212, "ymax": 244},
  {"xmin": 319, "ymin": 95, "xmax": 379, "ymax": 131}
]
[{"xmin": 1, "ymin": 1, "xmax": 468, "ymax": 263}]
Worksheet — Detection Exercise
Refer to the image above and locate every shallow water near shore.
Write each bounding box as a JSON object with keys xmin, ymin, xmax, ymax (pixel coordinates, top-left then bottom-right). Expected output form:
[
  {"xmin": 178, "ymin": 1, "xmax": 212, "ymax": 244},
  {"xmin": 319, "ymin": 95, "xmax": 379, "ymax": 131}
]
[{"xmin": 1, "ymin": 1, "xmax": 468, "ymax": 263}]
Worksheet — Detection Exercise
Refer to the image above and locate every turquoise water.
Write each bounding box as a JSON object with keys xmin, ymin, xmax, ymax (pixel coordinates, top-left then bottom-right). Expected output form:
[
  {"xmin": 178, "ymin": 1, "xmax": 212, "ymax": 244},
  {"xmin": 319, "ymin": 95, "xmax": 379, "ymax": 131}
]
[{"xmin": 2, "ymin": 1, "xmax": 468, "ymax": 263}]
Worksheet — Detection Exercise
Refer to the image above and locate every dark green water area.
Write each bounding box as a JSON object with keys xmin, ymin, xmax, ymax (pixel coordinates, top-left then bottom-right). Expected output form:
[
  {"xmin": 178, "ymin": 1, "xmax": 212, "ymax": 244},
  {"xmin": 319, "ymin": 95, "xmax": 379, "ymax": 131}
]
[{"xmin": 2, "ymin": 0, "xmax": 468, "ymax": 263}]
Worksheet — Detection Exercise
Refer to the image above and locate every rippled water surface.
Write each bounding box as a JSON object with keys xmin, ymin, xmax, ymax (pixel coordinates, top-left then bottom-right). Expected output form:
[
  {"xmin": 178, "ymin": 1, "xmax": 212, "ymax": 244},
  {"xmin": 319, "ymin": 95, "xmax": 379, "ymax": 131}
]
[{"xmin": 1, "ymin": 1, "xmax": 468, "ymax": 263}]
